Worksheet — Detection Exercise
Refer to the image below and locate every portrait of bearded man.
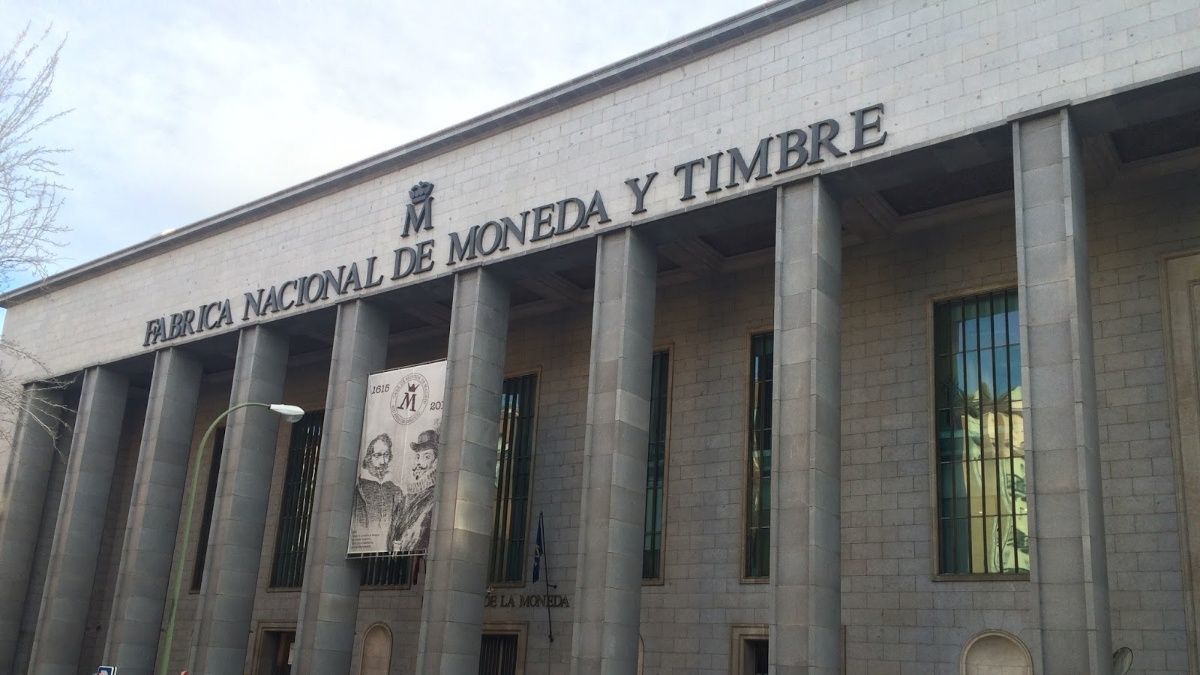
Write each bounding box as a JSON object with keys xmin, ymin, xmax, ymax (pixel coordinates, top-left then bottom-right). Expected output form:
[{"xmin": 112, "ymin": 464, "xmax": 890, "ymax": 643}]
[{"xmin": 352, "ymin": 433, "xmax": 402, "ymax": 533}]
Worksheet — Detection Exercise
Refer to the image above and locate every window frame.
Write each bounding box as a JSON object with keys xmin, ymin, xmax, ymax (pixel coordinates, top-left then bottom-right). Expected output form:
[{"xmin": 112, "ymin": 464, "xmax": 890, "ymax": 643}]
[
  {"xmin": 642, "ymin": 345, "xmax": 674, "ymax": 585},
  {"xmin": 742, "ymin": 329, "xmax": 773, "ymax": 583},
  {"xmin": 926, "ymin": 286, "xmax": 1030, "ymax": 582},
  {"xmin": 488, "ymin": 369, "xmax": 541, "ymax": 587}
]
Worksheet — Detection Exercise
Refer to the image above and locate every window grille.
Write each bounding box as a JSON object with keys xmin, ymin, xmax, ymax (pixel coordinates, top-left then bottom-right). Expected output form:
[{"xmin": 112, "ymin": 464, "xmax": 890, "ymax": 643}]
[
  {"xmin": 643, "ymin": 350, "xmax": 670, "ymax": 580},
  {"xmin": 745, "ymin": 333, "xmax": 772, "ymax": 579},
  {"xmin": 269, "ymin": 411, "xmax": 323, "ymax": 588},
  {"xmin": 489, "ymin": 374, "xmax": 537, "ymax": 584},
  {"xmin": 478, "ymin": 633, "xmax": 518, "ymax": 675},
  {"xmin": 934, "ymin": 290, "xmax": 1029, "ymax": 574},
  {"xmin": 360, "ymin": 555, "xmax": 412, "ymax": 587}
]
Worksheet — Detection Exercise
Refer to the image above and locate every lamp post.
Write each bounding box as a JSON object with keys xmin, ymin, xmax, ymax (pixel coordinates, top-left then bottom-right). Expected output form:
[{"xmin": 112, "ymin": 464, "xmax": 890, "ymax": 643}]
[{"xmin": 157, "ymin": 402, "xmax": 305, "ymax": 675}]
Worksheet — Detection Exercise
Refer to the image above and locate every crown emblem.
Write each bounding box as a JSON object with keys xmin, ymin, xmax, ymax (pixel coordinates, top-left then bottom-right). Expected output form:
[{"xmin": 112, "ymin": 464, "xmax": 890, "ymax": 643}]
[
  {"xmin": 409, "ymin": 181, "xmax": 434, "ymax": 204},
  {"xmin": 408, "ymin": 382, "xmax": 419, "ymax": 392}
]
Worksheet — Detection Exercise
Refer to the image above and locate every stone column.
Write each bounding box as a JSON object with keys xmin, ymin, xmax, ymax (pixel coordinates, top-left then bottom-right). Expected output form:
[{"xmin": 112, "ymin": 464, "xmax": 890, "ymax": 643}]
[
  {"xmin": 569, "ymin": 228, "xmax": 657, "ymax": 675},
  {"xmin": 770, "ymin": 177, "xmax": 842, "ymax": 675},
  {"xmin": 416, "ymin": 268, "xmax": 510, "ymax": 675},
  {"xmin": 102, "ymin": 348, "xmax": 203, "ymax": 675},
  {"xmin": 27, "ymin": 366, "xmax": 130, "ymax": 675},
  {"xmin": 294, "ymin": 300, "xmax": 388, "ymax": 674},
  {"xmin": 1013, "ymin": 109, "xmax": 1111, "ymax": 674},
  {"xmin": 0, "ymin": 384, "xmax": 65, "ymax": 672},
  {"xmin": 189, "ymin": 326, "xmax": 290, "ymax": 675}
]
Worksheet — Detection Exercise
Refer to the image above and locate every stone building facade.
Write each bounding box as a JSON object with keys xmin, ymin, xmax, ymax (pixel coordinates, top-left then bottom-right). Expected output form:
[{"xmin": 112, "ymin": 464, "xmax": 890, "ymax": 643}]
[{"xmin": 1, "ymin": 0, "xmax": 1200, "ymax": 673}]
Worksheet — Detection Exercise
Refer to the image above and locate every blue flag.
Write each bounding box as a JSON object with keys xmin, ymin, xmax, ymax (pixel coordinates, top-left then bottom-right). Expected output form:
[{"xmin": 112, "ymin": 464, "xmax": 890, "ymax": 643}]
[{"xmin": 532, "ymin": 511, "xmax": 545, "ymax": 582}]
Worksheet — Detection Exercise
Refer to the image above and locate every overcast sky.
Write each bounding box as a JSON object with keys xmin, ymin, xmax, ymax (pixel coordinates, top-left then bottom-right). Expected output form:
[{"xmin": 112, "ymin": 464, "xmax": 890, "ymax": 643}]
[{"xmin": 0, "ymin": 0, "xmax": 761, "ymax": 295}]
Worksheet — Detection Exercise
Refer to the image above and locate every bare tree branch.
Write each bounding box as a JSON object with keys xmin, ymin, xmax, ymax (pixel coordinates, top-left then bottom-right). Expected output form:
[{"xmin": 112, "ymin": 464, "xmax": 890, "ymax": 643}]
[
  {"xmin": 0, "ymin": 24, "xmax": 73, "ymax": 445},
  {"xmin": 0, "ymin": 23, "xmax": 69, "ymax": 286}
]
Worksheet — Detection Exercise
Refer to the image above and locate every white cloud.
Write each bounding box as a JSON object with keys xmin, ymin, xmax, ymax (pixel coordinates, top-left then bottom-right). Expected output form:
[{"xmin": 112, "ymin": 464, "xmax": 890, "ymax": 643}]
[{"xmin": 0, "ymin": 0, "xmax": 760, "ymax": 281}]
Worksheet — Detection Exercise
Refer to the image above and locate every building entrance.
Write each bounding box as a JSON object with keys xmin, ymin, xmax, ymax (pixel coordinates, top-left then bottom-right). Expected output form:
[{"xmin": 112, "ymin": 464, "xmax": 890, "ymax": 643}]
[{"xmin": 253, "ymin": 629, "xmax": 295, "ymax": 675}]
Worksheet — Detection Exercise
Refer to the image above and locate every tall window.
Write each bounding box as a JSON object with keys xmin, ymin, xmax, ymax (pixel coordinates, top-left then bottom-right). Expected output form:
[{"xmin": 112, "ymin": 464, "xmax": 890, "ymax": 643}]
[
  {"xmin": 489, "ymin": 374, "xmax": 537, "ymax": 583},
  {"xmin": 191, "ymin": 427, "xmax": 225, "ymax": 591},
  {"xmin": 270, "ymin": 411, "xmax": 323, "ymax": 588},
  {"xmin": 643, "ymin": 350, "xmax": 670, "ymax": 580},
  {"xmin": 479, "ymin": 633, "xmax": 519, "ymax": 675},
  {"xmin": 934, "ymin": 290, "xmax": 1028, "ymax": 575},
  {"xmin": 745, "ymin": 333, "xmax": 772, "ymax": 579}
]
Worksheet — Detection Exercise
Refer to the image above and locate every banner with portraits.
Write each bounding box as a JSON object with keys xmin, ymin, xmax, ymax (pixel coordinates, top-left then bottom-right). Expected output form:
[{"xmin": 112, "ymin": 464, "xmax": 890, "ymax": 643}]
[{"xmin": 348, "ymin": 360, "xmax": 446, "ymax": 556}]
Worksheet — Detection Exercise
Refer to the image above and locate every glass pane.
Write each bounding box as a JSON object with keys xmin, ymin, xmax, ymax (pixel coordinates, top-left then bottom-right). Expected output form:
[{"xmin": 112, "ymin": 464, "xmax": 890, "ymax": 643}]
[
  {"xmin": 965, "ymin": 352, "xmax": 979, "ymax": 403},
  {"xmin": 746, "ymin": 334, "xmax": 772, "ymax": 578},
  {"xmin": 963, "ymin": 299, "xmax": 978, "ymax": 352},
  {"xmin": 490, "ymin": 375, "xmax": 538, "ymax": 583},
  {"xmin": 979, "ymin": 297, "xmax": 993, "ymax": 350},
  {"xmin": 937, "ymin": 434, "xmax": 959, "ymax": 462},
  {"xmin": 935, "ymin": 355, "xmax": 954, "ymax": 409},
  {"xmin": 1007, "ymin": 290, "xmax": 1020, "ymax": 344},
  {"xmin": 950, "ymin": 301, "xmax": 964, "ymax": 353},
  {"xmin": 994, "ymin": 295, "xmax": 1009, "ymax": 347},
  {"xmin": 954, "ymin": 517, "xmax": 970, "ymax": 572},
  {"xmin": 645, "ymin": 353, "xmax": 668, "ymax": 579},
  {"xmin": 935, "ymin": 304, "xmax": 953, "ymax": 356},
  {"xmin": 1014, "ymin": 512, "xmax": 1030, "ymax": 572},
  {"xmin": 939, "ymin": 519, "xmax": 958, "ymax": 573},
  {"xmin": 1008, "ymin": 345, "xmax": 1022, "ymax": 403}
]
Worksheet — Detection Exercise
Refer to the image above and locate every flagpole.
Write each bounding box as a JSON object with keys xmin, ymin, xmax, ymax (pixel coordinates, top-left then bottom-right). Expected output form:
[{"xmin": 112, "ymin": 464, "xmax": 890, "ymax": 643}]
[{"xmin": 541, "ymin": 512, "xmax": 555, "ymax": 644}]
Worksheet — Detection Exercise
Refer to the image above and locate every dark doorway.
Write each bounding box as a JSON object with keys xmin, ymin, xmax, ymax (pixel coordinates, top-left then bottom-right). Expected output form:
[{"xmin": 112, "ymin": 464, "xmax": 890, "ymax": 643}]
[
  {"xmin": 255, "ymin": 630, "xmax": 295, "ymax": 675},
  {"xmin": 743, "ymin": 638, "xmax": 768, "ymax": 675}
]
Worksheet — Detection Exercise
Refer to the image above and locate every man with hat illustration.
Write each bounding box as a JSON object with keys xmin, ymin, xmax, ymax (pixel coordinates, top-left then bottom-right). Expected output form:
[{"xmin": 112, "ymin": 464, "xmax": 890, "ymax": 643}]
[{"xmin": 390, "ymin": 428, "xmax": 439, "ymax": 552}]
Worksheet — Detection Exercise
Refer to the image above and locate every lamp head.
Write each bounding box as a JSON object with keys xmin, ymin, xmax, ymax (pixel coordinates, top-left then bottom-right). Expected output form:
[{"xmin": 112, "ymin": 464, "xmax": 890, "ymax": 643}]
[{"xmin": 269, "ymin": 404, "xmax": 305, "ymax": 423}]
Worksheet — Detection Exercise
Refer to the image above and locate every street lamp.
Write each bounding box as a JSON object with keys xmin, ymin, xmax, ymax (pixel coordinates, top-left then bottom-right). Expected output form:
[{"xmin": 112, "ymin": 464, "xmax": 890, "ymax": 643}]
[{"xmin": 157, "ymin": 402, "xmax": 306, "ymax": 675}]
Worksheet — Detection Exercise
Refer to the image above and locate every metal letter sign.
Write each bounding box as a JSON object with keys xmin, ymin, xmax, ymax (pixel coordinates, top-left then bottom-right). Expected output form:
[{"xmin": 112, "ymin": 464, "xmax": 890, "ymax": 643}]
[{"xmin": 348, "ymin": 360, "xmax": 446, "ymax": 556}]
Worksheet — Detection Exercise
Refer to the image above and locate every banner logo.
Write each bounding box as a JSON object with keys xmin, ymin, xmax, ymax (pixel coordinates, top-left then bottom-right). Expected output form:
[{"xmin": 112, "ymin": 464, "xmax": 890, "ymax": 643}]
[{"xmin": 391, "ymin": 372, "xmax": 430, "ymax": 424}]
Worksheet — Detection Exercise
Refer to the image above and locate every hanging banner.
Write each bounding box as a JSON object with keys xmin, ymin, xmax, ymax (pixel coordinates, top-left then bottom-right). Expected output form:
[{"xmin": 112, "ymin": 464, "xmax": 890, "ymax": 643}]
[{"xmin": 348, "ymin": 360, "xmax": 446, "ymax": 556}]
